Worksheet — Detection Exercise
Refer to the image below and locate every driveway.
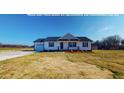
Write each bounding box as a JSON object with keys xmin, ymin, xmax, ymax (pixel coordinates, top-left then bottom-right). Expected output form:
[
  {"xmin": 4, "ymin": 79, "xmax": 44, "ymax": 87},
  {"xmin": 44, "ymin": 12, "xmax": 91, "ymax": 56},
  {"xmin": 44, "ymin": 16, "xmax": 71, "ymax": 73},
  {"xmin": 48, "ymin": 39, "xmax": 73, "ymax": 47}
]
[{"xmin": 0, "ymin": 51, "xmax": 34, "ymax": 61}]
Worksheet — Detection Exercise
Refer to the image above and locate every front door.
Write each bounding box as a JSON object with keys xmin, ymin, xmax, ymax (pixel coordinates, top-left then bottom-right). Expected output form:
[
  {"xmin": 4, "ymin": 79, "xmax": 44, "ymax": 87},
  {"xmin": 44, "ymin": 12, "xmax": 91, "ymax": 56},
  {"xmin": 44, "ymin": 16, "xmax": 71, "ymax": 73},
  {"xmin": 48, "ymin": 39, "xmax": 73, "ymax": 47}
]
[{"xmin": 60, "ymin": 42, "xmax": 63, "ymax": 50}]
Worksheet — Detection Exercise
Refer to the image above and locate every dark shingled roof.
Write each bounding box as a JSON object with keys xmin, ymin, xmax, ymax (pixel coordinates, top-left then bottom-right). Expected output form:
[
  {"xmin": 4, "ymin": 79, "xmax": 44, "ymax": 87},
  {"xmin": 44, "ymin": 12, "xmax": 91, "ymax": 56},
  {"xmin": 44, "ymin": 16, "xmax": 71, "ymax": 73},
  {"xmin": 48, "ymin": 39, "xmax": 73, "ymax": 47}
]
[
  {"xmin": 45, "ymin": 37, "xmax": 60, "ymax": 41},
  {"xmin": 34, "ymin": 33, "xmax": 92, "ymax": 42},
  {"xmin": 34, "ymin": 38, "xmax": 45, "ymax": 42},
  {"xmin": 58, "ymin": 33, "xmax": 79, "ymax": 41},
  {"xmin": 77, "ymin": 37, "xmax": 92, "ymax": 42}
]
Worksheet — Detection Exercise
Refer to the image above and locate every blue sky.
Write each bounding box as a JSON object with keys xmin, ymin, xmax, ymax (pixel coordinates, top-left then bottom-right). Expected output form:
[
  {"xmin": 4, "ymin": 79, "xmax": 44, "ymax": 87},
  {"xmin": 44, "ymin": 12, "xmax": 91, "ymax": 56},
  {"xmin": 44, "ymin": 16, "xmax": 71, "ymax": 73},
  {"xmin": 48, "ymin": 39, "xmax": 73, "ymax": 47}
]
[{"xmin": 0, "ymin": 14, "xmax": 124, "ymax": 45}]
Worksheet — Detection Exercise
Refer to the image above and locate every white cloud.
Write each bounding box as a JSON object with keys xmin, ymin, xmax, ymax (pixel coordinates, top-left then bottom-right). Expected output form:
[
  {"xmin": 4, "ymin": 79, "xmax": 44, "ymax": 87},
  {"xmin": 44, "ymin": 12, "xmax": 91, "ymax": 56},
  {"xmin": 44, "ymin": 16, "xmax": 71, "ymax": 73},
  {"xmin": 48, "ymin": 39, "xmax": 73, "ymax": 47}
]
[{"xmin": 98, "ymin": 26, "xmax": 114, "ymax": 32}]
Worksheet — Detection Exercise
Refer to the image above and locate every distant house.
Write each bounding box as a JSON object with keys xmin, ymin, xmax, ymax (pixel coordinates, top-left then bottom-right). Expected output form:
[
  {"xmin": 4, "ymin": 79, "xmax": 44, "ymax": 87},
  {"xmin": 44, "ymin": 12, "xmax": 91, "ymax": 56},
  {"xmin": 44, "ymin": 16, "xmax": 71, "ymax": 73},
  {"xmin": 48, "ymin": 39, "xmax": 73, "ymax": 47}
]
[{"xmin": 34, "ymin": 33, "xmax": 92, "ymax": 51}]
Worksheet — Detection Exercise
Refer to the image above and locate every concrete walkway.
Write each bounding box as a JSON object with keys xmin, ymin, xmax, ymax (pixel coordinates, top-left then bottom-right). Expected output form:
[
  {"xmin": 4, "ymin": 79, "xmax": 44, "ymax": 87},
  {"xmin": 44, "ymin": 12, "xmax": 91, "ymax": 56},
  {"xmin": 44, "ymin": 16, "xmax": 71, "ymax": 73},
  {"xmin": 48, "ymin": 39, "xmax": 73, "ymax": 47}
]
[{"xmin": 0, "ymin": 51, "xmax": 34, "ymax": 61}]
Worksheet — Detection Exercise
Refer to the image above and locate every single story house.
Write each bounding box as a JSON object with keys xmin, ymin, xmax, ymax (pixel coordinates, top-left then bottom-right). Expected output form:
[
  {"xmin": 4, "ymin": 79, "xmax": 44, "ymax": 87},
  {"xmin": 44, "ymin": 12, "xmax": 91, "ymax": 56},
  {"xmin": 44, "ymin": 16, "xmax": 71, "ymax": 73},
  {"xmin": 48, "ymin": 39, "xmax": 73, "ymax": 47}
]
[{"xmin": 34, "ymin": 33, "xmax": 92, "ymax": 51}]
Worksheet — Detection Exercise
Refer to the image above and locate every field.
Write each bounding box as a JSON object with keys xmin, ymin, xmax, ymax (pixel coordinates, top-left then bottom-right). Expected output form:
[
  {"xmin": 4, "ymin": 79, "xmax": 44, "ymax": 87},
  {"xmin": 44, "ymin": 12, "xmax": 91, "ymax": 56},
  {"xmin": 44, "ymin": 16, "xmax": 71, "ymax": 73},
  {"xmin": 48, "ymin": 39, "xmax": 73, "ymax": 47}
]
[
  {"xmin": 0, "ymin": 47, "xmax": 33, "ymax": 52},
  {"xmin": 0, "ymin": 50, "xmax": 124, "ymax": 79}
]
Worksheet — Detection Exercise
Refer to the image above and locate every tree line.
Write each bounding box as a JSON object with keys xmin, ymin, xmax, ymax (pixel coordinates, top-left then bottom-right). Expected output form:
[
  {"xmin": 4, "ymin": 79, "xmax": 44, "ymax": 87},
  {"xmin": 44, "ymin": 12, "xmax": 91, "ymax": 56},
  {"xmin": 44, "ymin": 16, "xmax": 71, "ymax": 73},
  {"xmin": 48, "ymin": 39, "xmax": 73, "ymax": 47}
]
[
  {"xmin": 0, "ymin": 43, "xmax": 31, "ymax": 48},
  {"xmin": 93, "ymin": 35, "xmax": 124, "ymax": 50}
]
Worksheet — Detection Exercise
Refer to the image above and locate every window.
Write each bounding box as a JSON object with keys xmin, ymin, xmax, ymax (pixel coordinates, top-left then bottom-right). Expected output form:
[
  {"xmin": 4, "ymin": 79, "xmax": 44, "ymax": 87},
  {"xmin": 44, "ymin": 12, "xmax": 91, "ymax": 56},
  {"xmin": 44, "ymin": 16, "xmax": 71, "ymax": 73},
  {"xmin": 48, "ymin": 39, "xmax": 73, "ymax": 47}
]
[
  {"xmin": 82, "ymin": 42, "xmax": 88, "ymax": 47},
  {"xmin": 69, "ymin": 42, "xmax": 76, "ymax": 47},
  {"xmin": 49, "ymin": 42, "xmax": 54, "ymax": 47}
]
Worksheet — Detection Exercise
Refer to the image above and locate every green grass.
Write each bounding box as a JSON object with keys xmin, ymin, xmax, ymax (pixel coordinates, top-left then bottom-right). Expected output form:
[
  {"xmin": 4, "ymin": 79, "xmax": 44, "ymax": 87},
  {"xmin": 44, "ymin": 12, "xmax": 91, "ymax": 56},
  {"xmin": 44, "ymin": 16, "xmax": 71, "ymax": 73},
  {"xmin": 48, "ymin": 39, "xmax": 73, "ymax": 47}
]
[{"xmin": 0, "ymin": 50, "xmax": 124, "ymax": 79}]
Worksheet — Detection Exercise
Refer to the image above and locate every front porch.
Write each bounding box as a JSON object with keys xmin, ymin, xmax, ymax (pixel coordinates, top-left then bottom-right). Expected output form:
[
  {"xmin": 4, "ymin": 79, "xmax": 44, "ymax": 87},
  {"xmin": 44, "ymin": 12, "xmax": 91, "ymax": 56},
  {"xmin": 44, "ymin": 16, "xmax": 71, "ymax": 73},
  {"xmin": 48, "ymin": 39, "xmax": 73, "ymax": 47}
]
[
  {"xmin": 58, "ymin": 41, "xmax": 80, "ymax": 51},
  {"xmin": 43, "ymin": 49, "xmax": 92, "ymax": 52}
]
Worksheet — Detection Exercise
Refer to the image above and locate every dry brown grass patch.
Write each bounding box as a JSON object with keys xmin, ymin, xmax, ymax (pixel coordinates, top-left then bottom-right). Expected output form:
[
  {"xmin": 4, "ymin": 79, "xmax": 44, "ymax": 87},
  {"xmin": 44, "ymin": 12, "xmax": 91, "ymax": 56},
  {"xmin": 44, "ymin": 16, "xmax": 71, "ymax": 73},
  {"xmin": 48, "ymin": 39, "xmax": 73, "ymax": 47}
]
[{"xmin": 0, "ymin": 52, "xmax": 114, "ymax": 79}]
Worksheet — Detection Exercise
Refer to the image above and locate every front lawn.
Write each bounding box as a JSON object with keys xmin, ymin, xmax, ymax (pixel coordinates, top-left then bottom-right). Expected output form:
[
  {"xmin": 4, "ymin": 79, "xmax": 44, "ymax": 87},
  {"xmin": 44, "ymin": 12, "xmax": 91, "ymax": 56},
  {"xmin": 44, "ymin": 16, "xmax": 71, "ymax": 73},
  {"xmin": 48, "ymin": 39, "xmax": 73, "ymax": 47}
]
[{"xmin": 0, "ymin": 50, "xmax": 124, "ymax": 79}]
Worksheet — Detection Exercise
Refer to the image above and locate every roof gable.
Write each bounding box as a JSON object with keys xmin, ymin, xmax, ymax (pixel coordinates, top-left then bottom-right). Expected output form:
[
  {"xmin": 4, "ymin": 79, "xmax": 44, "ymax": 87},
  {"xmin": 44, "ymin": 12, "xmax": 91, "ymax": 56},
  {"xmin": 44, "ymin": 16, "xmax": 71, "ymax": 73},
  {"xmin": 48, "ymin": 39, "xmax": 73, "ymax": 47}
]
[
  {"xmin": 34, "ymin": 33, "xmax": 93, "ymax": 42},
  {"xmin": 58, "ymin": 33, "xmax": 79, "ymax": 41}
]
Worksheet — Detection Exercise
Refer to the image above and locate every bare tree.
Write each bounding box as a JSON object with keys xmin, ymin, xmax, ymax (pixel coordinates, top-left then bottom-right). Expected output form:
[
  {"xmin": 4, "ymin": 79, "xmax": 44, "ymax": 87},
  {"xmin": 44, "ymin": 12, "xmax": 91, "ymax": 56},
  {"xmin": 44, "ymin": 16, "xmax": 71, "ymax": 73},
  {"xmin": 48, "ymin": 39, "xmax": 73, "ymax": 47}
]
[
  {"xmin": 93, "ymin": 40, "xmax": 104, "ymax": 49},
  {"xmin": 94, "ymin": 35, "xmax": 122, "ymax": 50},
  {"xmin": 121, "ymin": 39, "xmax": 124, "ymax": 46},
  {"xmin": 102, "ymin": 35, "xmax": 121, "ymax": 49}
]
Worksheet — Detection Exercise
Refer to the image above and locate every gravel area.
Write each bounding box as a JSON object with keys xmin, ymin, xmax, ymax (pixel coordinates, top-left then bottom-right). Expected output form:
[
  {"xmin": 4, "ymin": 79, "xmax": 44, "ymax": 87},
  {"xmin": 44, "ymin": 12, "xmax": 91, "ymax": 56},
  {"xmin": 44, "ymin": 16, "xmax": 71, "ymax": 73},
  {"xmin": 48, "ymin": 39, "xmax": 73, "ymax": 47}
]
[{"xmin": 0, "ymin": 51, "xmax": 34, "ymax": 61}]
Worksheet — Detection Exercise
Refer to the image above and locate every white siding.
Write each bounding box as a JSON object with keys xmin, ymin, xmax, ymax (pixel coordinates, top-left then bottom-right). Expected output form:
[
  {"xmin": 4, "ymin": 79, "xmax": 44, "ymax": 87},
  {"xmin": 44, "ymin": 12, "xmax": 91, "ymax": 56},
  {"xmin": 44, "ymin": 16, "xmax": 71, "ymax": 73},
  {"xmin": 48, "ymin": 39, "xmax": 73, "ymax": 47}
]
[
  {"xmin": 78, "ymin": 41, "xmax": 91, "ymax": 50},
  {"xmin": 34, "ymin": 42, "xmax": 44, "ymax": 51},
  {"xmin": 35, "ymin": 41, "xmax": 92, "ymax": 51},
  {"xmin": 68, "ymin": 41, "xmax": 79, "ymax": 50},
  {"xmin": 58, "ymin": 41, "xmax": 91, "ymax": 50},
  {"xmin": 44, "ymin": 41, "xmax": 59, "ymax": 50},
  {"xmin": 62, "ymin": 42, "xmax": 68, "ymax": 50},
  {"xmin": 58, "ymin": 41, "xmax": 78, "ymax": 50}
]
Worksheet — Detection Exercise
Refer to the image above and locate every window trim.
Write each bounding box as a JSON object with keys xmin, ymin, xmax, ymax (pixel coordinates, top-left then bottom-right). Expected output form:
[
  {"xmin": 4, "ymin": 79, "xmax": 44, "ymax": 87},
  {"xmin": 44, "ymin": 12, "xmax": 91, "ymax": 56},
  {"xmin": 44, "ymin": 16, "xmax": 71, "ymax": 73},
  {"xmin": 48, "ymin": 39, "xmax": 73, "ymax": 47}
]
[
  {"xmin": 49, "ymin": 42, "xmax": 54, "ymax": 47},
  {"xmin": 69, "ymin": 42, "xmax": 77, "ymax": 47},
  {"xmin": 82, "ymin": 42, "xmax": 88, "ymax": 47}
]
